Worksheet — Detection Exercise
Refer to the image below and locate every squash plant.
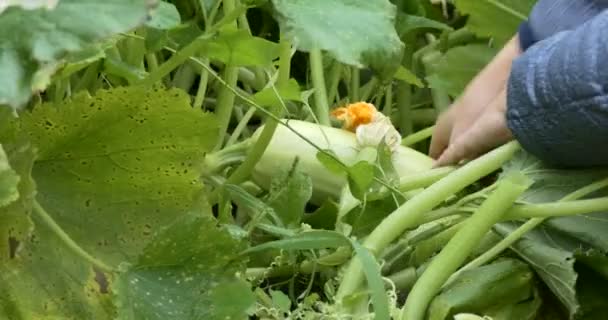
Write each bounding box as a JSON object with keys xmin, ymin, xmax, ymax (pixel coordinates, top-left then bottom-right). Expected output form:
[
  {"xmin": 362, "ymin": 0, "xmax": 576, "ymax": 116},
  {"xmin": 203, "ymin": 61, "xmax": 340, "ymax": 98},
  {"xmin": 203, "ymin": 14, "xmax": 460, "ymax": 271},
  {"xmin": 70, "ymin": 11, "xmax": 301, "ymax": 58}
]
[{"xmin": 3, "ymin": 1, "xmax": 608, "ymax": 320}]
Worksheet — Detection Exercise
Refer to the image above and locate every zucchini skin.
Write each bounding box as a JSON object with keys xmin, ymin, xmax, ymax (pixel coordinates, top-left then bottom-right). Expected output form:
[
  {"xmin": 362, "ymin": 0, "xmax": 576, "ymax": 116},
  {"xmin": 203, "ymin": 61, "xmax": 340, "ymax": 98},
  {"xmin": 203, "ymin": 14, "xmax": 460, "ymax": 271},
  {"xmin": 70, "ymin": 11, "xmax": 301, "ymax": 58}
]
[{"xmin": 251, "ymin": 120, "xmax": 433, "ymax": 204}]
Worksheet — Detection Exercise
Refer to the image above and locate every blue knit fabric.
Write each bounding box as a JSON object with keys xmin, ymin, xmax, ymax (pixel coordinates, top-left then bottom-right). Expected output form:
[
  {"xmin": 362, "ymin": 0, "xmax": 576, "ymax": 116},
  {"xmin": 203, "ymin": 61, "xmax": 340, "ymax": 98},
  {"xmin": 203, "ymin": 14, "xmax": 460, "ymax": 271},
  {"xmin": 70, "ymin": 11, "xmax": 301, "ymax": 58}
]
[
  {"xmin": 519, "ymin": 0, "xmax": 608, "ymax": 50},
  {"xmin": 507, "ymin": 9, "xmax": 608, "ymax": 167}
]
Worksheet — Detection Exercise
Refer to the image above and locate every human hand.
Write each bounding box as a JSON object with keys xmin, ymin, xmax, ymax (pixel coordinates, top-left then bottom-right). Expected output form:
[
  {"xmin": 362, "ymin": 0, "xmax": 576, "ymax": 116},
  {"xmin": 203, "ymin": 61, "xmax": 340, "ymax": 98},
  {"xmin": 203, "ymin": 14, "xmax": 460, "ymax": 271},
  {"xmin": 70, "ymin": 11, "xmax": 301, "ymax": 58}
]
[
  {"xmin": 429, "ymin": 35, "xmax": 521, "ymax": 167},
  {"xmin": 431, "ymin": 88, "xmax": 513, "ymax": 167}
]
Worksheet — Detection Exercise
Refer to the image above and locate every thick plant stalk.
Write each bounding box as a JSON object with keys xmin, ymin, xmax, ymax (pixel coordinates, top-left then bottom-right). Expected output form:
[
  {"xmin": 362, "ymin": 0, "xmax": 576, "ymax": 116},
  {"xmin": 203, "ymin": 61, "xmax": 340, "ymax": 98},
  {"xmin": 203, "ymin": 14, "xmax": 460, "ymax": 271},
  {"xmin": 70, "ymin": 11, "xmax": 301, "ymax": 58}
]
[
  {"xmin": 193, "ymin": 57, "xmax": 211, "ymax": 110},
  {"xmin": 401, "ymin": 172, "xmax": 532, "ymax": 320},
  {"xmin": 309, "ymin": 48, "xmax": 331, "ymax": 125},
  {"xmin": 336, "ymin": 141, "xmax": 520, "ymax": 301},
  {"xmin": 213, "ymin": 0, "xmax": 241, "ymax": 150},
  {"xmin": 401, "ymin": 126, "xmax": 435, "ymax": 147},
  {"xmin": 449, "ymin": 177, "xmax": 608, "ymax": 285},
  {"xmin": 225, "ymin": 37, "xmax": 292, "ymax": 184}
]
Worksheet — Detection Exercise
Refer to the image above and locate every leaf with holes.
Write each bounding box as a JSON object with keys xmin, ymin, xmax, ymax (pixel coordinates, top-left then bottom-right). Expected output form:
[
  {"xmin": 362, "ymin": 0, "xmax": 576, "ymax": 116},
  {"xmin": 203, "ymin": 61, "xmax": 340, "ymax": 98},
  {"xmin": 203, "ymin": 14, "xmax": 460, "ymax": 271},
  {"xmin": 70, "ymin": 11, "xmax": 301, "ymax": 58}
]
[
  {"xmin": 19, "ymin": 85, "xmax": 220, "ymax": 266},
  {"xmin": 113, "ymin": 213, "xmax": 254, "ymax": 320}
]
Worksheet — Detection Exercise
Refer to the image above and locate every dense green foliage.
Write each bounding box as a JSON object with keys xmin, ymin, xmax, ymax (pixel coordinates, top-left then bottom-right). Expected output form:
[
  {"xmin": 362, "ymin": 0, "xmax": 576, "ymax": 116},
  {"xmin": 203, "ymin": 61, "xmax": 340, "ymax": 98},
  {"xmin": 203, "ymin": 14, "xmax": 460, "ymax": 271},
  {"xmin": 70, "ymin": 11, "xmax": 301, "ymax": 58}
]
[{"xmin": 2, "ymin": 0, "xmax": 608, "ymax": 319}]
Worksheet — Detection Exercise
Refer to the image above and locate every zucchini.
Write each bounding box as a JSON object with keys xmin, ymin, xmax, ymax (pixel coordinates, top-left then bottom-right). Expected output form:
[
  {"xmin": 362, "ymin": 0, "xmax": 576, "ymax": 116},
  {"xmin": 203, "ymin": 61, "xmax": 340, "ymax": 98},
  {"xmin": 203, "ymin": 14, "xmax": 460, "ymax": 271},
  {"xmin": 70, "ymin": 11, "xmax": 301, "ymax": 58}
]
[{"xmin": 251, "ymin": 119, "xmax": 433, "ymax": 204}]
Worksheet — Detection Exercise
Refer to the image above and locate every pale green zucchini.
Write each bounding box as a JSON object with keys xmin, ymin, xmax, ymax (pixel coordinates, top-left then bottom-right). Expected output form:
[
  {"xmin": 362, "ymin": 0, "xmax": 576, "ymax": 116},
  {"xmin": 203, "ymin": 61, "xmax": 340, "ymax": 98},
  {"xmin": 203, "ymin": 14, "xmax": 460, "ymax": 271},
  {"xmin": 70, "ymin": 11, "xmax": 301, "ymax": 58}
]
[{"xmin": 251, "ymin": 120, "xmax": 433, "ymax": 204}]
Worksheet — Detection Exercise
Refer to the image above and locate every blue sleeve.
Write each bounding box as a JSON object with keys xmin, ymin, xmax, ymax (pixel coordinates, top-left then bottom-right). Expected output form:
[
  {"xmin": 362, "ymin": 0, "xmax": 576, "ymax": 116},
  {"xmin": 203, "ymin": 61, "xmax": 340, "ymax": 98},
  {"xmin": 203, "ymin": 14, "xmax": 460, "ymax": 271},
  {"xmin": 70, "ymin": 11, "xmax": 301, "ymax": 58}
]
[
  {"xmin": 518, "ymin": 0, "xmax": 608, "ymax": 50},
  {"xmin": 506, "ymin": 10, "xmax": 608, "ymax": 168}
]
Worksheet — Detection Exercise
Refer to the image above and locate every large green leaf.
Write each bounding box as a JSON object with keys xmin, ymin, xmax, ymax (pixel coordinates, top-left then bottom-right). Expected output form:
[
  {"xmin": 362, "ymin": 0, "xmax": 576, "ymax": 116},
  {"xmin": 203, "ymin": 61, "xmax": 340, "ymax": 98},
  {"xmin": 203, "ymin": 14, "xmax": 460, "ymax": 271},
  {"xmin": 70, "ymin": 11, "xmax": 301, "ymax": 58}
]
[
  {"xmin": 0, "ymin": 208, "xmax": 113, "ymax": 319},
  {"xmin": 453, "ymin": 0, "xmax": 536, "ymax": 45},
  {"xmin": 20, "ymin": 85, "xmax": 220, "ymax": 265},
  {"xmin": 428, "ymin": 259, "xmax": 539, "ymax": 320},
  {"xmin": 0, "ymin": 0, "xmax": 158, "ymax": 109},
  {"xmin": 114, "ymin": 213, "xmax": 254, "ymax": 320},
  {"xmin": 501, "ymin": 150, "xmax": 608, "ymax": 203},
  {"xmin": 495, "ymin": 222, "xmax": 608, "ymax": 319},
  {"xmin": 425, "ymin": 44, "xmax": 497, "ymax": 97},
  {"xmin": 270, "ymin": 0, "xmax": 404, "ymax": 79},
  {"xmin": 495, "ymin": 151, "xmax": 608, "ymax": 319}
]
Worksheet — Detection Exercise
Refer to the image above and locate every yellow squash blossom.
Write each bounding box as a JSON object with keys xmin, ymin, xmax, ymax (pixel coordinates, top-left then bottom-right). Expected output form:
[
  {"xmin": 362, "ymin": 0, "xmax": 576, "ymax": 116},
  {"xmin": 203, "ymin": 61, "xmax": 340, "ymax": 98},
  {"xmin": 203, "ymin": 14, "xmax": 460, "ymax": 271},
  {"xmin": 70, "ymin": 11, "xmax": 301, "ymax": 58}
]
[{"xmin": 331, "ymin": 102, "xmax": 402, "ymax": 153}]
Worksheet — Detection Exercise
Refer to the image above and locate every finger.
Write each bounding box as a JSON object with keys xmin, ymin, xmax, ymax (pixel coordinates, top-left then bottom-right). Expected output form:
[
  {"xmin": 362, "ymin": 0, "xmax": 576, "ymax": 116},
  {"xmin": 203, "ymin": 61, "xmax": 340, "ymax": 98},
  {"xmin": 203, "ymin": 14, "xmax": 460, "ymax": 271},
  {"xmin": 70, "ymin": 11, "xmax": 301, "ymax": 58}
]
[
  {"xmin": 429, "ymin": 112, "xmax": 454, "ymax": 159},
  {"xmin": 434, "ymin": 109, "xmax": 512, "ymax": 167}
]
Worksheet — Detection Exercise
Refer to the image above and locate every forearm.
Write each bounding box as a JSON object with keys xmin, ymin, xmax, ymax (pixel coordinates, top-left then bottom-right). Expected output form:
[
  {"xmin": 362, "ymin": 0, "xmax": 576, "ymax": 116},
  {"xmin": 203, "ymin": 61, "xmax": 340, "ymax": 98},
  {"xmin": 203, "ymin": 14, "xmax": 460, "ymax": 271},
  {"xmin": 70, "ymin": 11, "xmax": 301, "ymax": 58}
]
[{"xmin": 506, "ymin": 10, "xmax": 608, "ymax": 167}]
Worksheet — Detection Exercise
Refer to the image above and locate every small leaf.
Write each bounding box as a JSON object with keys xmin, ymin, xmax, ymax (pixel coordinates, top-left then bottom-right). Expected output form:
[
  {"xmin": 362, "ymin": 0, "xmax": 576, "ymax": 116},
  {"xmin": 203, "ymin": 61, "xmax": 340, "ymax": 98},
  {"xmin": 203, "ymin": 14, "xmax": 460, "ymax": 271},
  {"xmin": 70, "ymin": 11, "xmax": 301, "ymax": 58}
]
[
  {"xmin": 224, "ymin": 184, "xmax": 283, "ymax": 227},
  {"xmin": 202, "ymin": 29, "xmax": 280, "ymax": 67},
  {"xmin": 267, "ymin": 160, "xmax": 313, "ymax": 227},
  {"xmin": 252, "ymin": 79, "xmax": 302, "ymax": 109},
  {"xmin": 394, "ymin": 66, "xmax": 424, "ymax": 88},
  {"xmin": 348, "ymin": 161, "xmax": 376, "ymax": 200},
  {"xmin": 244, "ymin": 230, "xmax": 350, "ymax": 253},
  {"xmin": 270, "ymin": 290, "xmax": 292, "ymax": 313},
  {"xmin": 316, "ymin": 150, "xmax": 347, "ymax": 174},
  {"xmin": 302, "ymin": 199, "xmax": 339, "ymax": 230}
]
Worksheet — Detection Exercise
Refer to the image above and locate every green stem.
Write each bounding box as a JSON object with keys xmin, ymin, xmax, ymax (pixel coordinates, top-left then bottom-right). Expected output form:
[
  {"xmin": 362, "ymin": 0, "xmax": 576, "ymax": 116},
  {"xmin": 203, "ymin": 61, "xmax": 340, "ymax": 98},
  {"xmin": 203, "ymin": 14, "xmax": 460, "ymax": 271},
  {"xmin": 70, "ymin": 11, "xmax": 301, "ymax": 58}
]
[
  {"xmin": 32, "ymin": 200, "xmax": 113, "ymax": 272},
  {"xmin": 171, "ymin": 63, "xmax": 197, "ymax": 91},
  {"xmin": 309, "ymin": 48, "xmax": 331, "ymax": 125},
  {"xmin": 506, "ymin": 197, "xmax": 608, "ymax": 220},
  {"xmin": 401, "ymin": 126, "xmax": 435, "ymax": 147},
  {"xmin": 382, "ymin": 84, "xmax": 393, "ymax": 116},
  {"xmin": 327, "ymin": 62, "xmax": 343, "ymax": 105},
  {"xmin": 398, "ymin": 166, "xmax": 455, "ymax": 192},
  {"xmin": 422, "ymin": 51, "xmax": 451, "ymax": 113},
  {"xmin": 213, "ymin": 0, "xmax": 241, "ymax": 150},
  {"xmin": 411, "ymin": 109, "xmax": 438, "ymax": 125},
  {"xmin": 73, "ymin": 62, "xmax": 100, "ymax": 93},
  {"xmin": 336, "ymin": 141, "xmax": 520, "ymax": 301},
  {"xmin": 388, "ymin": 268, "xmax": 417, "ymax": 291},
  {"xmin": 446, "ymin": 177, "xmax": 608, "ymax": 289},
  {"xmin": 123, "ymin": 35, "xmax": 145, "ymax": 69},
  {"xmin": 193, "ymin": 58, "xmax": 211, "ymax": 110},
  {"xmin": 350, "ymin": 67, "xmax": 360, "ymax": 102},
  {"xmin": 360, "ymin": 77, "xmax": 379, "ymax": 103},
  {"xmin": 226, "ymin": 106, "xmax": 256, "ymax": 146},
  {"xmin": 401, "ymin": 172, "xmax": 531, "ymax": 320},
  {"xmin": 145, "ymin": 53, "xmax": 158, "ymax": 72},
  {"xmin": 141, "ymin": 36, "xmax": 209, "ymax": 86},
  {"xmin": 417, "ymin": 206, "xmax": 467, "ymax": 225},
  {"xmin": 396, "ymin": 82, "xmax": 413, "ymax": 135},
  {"xmin": 225, "ymin": 37, "xmax": 292, "ymax": 184},
  {"xmin": 410, "ymin": 222, "xmax": 464, "ymax": 267}
]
